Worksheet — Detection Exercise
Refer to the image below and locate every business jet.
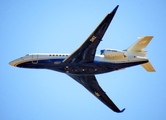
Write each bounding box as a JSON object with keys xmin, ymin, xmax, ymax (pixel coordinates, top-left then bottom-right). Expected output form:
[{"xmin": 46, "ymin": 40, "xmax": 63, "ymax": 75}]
[{"xmin": 9, "ymin": 5, "xmax": 155, "ymax": 113}]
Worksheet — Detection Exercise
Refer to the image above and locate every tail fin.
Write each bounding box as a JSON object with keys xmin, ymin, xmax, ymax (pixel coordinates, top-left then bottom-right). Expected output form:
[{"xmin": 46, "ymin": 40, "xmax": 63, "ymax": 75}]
[
  {"xmin": 126, "ymin": 36, "xmax": 153, "ymax": 52},
  {"xmin": 126, "ymin": 36, "xmax": 155, "ymax": 72}
]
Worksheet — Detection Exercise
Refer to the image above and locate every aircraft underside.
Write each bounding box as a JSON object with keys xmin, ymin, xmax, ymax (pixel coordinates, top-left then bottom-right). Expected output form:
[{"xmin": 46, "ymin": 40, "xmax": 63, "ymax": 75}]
[{"xmin": 17, "ymin": 60, "xmax": 148, "ymax": 75}]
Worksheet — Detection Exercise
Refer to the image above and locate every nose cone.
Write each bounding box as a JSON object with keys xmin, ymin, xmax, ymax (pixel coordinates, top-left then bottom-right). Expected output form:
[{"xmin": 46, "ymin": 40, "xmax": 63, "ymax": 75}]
[
  {"xmin": 9, "ymin": 58, "xmax": 22, "ymax": 67},
  {"xmin": 9, "ymin": 60, "xmax": 19, "ymax": 67},
  {"xmin": 9, "ymin": 61, "xmax": 15, "ymax": 66}
]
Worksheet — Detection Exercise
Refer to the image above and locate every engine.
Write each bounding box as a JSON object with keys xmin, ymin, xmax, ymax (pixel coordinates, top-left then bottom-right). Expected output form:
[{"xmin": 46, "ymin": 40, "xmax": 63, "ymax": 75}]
[{"xmin": 100, "ymin": 49, "xmax": 126, "ymax": 59}]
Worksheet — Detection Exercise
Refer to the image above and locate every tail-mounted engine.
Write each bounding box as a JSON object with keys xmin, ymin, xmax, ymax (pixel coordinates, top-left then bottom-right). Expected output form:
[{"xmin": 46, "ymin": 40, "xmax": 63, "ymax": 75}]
[{"xmin": 100, "ymin": 49, "xmax": 126, "ymax": 59}]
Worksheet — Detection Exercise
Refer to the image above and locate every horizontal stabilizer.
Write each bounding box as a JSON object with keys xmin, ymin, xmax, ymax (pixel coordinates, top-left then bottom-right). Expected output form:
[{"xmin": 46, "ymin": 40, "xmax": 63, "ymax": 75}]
[
  {"xmin": 141, "ymin": 61, "xmax": 155, "ymax": 72},
  {"xmin": 127, "ymin": 36, "xmax": 153, "ymax": 52}
]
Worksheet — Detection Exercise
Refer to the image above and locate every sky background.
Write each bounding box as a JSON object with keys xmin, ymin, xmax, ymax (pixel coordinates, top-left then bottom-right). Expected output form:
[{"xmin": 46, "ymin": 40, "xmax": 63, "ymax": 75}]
[{"xmin": 1, "ymin": 0, "xmax": 166, "ymax": 120}]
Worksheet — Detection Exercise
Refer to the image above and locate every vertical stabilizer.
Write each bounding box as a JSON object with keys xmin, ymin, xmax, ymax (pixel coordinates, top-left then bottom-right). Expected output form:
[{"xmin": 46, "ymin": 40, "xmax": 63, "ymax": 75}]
[{"xmin": 125, "ymin": 36, "xmax": 155, "ymax": 72}]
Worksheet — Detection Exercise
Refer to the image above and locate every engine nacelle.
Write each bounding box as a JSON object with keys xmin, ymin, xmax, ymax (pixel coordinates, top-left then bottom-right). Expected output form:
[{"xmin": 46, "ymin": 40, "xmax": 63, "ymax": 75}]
[{"xmin": 100, "ymin": 49, "xmax": 126, "ymax": 59}]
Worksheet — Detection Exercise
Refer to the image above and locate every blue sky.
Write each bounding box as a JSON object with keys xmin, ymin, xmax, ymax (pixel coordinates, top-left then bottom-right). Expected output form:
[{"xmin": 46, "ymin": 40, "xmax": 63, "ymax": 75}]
[{"xmin": 1, "ymin": 0, "xmax": 166, "ymax": 120}]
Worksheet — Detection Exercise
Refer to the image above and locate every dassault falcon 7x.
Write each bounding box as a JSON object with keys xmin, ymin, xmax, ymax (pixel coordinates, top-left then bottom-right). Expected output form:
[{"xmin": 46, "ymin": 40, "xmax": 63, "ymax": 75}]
[{"xmin": 9, "ymin": 5, "xmax": 155, "ymax": 113}]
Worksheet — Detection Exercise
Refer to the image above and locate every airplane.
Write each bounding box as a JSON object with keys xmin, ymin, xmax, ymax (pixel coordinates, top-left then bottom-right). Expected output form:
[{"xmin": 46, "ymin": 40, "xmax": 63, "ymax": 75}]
[{"xmin": 9, "ymin": 5, "xmax": 155, "ymax": 113}]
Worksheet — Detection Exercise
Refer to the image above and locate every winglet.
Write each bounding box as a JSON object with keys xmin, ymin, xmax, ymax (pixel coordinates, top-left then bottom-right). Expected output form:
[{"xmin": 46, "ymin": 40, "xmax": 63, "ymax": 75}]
[
  {"xmin": 120, "ymin": 108, "xmax": 126, "ymax": 113},
  {"xmin": 112, "ymin": 5, "xmax": 119, "ymax": 13},
  {"xmin": 116, "ymin": 108, "xmax": 126, "ymax": 113}
]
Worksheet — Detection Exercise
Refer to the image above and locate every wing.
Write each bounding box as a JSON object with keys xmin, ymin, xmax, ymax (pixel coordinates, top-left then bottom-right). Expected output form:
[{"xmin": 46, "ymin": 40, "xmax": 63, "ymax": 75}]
[
  {"xmin": 63, "ymin": 5, "xmax": 119, "ymax": 63},
  {"xmin": 68, "ymin": 74, "xmax": 125, "ymax": 113}
]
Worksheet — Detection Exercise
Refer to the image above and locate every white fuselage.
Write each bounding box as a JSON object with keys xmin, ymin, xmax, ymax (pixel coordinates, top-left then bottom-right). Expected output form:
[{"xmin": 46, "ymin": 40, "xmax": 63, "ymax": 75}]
[{"xmin": 9, "ymin": 49, "xmax": 148, "ymax": 67}]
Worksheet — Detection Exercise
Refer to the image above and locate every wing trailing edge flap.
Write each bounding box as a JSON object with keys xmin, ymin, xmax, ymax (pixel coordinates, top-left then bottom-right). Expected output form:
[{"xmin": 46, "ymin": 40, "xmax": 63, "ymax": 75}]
[
  {"xmin": 63, "ymin": 5, "xmax": 119, "ymax": 64},
  {"xmin": 68, "ymin": 74, "xmax": 125, "ymax": 113}
]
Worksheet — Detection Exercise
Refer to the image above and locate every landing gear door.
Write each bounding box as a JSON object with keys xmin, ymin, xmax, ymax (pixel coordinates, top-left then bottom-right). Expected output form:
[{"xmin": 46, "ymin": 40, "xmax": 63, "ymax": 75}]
[{"xmin": 32, "ymin": 54, "xmax": 38, "ymax": 64}]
